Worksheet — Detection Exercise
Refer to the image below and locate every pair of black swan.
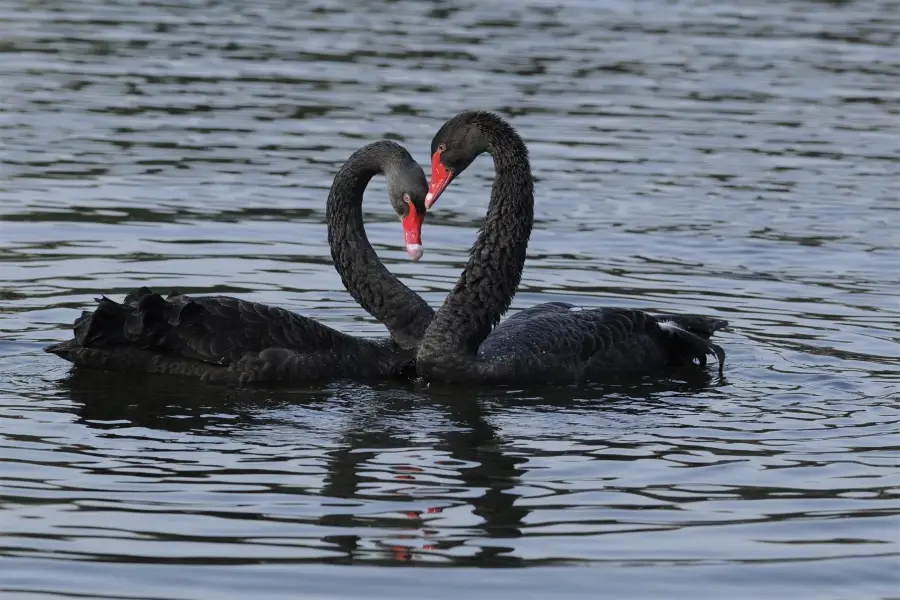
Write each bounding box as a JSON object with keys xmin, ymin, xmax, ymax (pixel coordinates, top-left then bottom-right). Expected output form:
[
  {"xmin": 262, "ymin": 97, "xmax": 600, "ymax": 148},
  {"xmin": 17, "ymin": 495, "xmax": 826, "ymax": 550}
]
[{"xmin": 46, "ymin": 111, "xmax": 726, "ymax": 385}]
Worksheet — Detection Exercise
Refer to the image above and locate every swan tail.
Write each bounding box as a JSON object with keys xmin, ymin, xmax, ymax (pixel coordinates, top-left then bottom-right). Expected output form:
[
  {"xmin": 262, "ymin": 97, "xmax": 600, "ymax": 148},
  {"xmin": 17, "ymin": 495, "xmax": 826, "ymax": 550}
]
[
  {"xmin": 656, "ymin": 318, "xmax": 726, "ymax": 373},
  {"xmin": 654, "ymin": 314, "xmax": 729, "ymax": 339},
  {"xmin": 44, "ymin": 287, "xmax": 201, "ymax": 358},
  {"xmin": 43, "ymin": 338, "xmax": 80, "ymax": 357}
]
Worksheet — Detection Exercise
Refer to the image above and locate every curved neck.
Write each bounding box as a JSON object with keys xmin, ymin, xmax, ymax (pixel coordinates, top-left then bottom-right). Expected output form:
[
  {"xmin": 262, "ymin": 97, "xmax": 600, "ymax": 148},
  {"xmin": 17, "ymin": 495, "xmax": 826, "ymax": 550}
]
[
  {"xmin": 419, "ymin": 130, "xmax": 534, "ymax": 362},
  {"xmin": 326, "ymin": 144, "xmax": 434, "ymax": 350}
]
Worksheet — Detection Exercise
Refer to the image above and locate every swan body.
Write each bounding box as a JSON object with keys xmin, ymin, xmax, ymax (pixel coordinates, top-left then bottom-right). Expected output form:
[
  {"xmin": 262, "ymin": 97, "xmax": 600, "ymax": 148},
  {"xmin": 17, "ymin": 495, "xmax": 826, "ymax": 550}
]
[{"xmin": 46, "ymin": 288, "xmax": 415, "ymax": 384}]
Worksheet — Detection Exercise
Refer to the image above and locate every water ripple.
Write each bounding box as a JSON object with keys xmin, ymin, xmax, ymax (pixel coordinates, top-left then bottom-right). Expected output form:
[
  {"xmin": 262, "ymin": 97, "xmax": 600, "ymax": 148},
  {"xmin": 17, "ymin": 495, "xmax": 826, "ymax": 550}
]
[{"xmin": 2, "ymin": 0, "xmax": 899, "ymax": 598}]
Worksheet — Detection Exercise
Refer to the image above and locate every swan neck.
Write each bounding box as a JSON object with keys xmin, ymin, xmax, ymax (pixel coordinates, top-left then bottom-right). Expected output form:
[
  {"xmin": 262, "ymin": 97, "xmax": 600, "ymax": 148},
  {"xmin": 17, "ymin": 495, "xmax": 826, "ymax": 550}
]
[
  {"xmin": 327, "ymin": 144, "xmax": 433, "ymax": 349},
  {"xmin": 418, "ymin": 130, "xmax": 534, "ymax": 368}
]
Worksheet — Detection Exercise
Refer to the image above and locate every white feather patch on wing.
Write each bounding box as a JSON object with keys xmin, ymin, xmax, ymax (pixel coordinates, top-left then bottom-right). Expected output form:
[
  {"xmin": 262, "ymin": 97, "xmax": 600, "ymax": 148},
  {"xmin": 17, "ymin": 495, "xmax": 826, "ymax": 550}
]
[{"xmin": 657, "ymin": 319, "xmax": 684, "ymax": 332}]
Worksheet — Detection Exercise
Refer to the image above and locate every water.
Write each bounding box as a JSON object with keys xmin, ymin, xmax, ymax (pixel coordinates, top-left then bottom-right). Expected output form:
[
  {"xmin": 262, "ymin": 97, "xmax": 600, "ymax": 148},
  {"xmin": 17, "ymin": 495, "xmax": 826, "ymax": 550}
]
[{"xmin": 1, "ymin": 0, "xmax": 898, "ymax": 597}]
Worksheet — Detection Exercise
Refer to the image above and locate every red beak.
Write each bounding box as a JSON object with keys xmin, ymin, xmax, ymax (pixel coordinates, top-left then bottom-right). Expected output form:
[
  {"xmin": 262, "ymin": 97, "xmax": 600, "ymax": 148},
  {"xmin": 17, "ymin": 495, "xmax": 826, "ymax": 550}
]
[
  {"xmin": 425, "ymin": 152, "xmax": 453, "ymax": 209},
  {"xmin": 402, "ymin": 202, "xmax": 424, "ymax": 261}
]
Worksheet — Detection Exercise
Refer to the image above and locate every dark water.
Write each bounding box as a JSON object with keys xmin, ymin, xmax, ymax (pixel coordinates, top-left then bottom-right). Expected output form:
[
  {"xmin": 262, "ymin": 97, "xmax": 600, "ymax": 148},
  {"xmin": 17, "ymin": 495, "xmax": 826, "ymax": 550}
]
[{"xmin": 1, "ymin": 0, "xmax": 899, "ymax": 597}]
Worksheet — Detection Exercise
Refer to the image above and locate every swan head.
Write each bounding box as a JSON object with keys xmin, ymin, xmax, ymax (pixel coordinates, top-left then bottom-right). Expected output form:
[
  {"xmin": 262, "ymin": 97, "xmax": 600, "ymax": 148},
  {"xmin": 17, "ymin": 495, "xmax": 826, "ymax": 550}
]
[
  {"xmin": 386, "ymin": 157, "xmax": 429, "ymax": 262},
  {"xmin": 426, "ymin": 111, "xmax": 506, "ymax": 209}
]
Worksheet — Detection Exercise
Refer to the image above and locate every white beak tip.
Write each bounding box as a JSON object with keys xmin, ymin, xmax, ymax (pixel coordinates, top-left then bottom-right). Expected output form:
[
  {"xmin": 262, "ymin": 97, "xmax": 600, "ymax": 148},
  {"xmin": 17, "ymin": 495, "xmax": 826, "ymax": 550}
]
[{"xmin": 406, "ymin": 244, "xmax": 424, "ymax": 261}]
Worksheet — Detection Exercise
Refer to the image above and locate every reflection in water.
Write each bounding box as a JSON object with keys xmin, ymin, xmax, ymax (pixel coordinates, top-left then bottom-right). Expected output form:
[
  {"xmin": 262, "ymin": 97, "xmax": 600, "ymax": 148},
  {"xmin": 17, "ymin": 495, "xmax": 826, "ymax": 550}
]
[
  {"xmin": 62, "ymin": 370, "xmax": 533, "ymax": 565},
  {"xmin": 1, "ymin": 0, "xmax": 899, "ymax": 597},
  {"xmin": 57, "ymin": 368, "xmax": 730, "ymax": 569}
]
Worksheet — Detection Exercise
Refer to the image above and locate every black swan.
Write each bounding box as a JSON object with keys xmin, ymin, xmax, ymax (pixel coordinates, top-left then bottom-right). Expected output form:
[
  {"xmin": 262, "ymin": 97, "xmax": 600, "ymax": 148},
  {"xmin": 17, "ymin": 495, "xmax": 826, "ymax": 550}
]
[
  {"xmin": 415, "ymin": 111, "xmax": 727, "ymax": 384},
  {"xmin": 46, "ymin": 141, "xmax": 435, "ymax": 384}
]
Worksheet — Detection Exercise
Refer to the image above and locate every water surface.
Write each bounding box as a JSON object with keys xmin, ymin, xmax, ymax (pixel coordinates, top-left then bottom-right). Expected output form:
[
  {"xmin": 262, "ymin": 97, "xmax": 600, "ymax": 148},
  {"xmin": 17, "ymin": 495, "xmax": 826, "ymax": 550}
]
[{"xmin": 1, "ymin": 0, "xmax": 899, "ymax": 598}]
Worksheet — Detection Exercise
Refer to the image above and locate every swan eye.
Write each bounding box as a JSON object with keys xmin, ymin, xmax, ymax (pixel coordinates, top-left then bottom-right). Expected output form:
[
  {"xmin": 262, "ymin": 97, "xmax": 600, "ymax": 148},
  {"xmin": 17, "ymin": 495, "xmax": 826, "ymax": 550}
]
[
  {"xmin": 403, "ymin": 193, "xmax": 411, "ymax": 204},
  {"xmin": 437, "ymin": 143, "xmax": 446, "ymax": 153}
]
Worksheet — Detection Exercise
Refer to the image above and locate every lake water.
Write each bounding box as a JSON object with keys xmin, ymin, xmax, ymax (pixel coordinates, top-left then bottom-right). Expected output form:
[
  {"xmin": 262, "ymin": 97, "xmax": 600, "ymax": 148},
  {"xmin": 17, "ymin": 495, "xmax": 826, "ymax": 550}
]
[{"xmin": 1, "ymin": 0, "xmax": 898, "ymax": 598}]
